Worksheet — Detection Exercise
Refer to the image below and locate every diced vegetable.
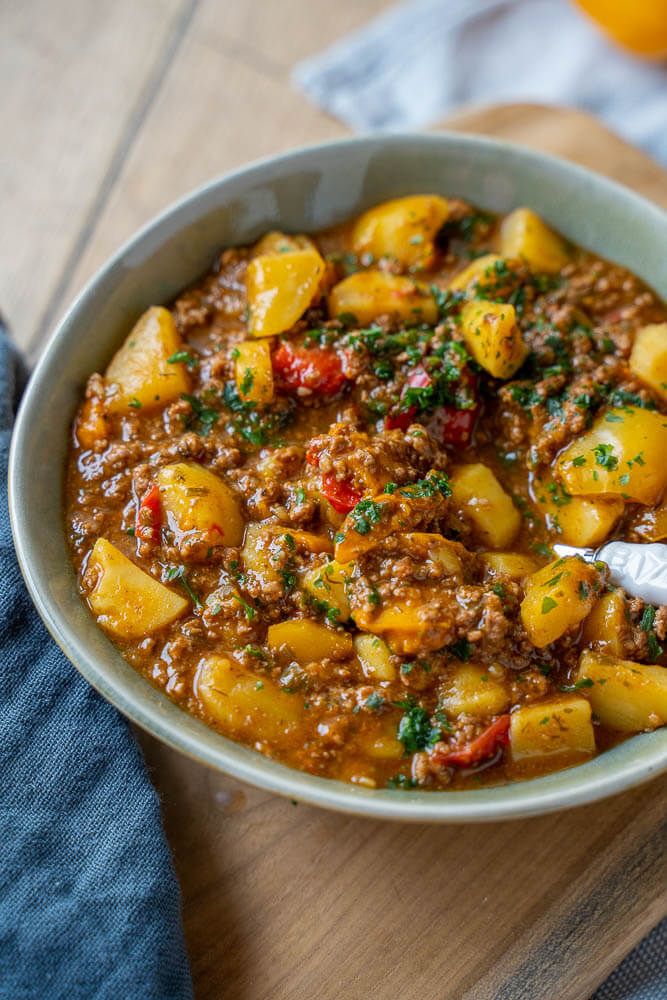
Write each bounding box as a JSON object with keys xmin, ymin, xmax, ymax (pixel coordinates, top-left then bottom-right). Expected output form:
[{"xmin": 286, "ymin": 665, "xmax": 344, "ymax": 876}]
[
  {"xmin": 434, "ymin": 715, "xmax": 511, "ymax": 767},
  {"xmin": 438, "ymin": 664, "xmax": 510, "ymax": 717},
  {"xmin": 320, "ymin": 473, "xmax": 362, "ymax": 515},
  {"xmin": 447, "ymin": 253, "xmax": 503, "ymax": 292},
  {"xmin": 629, "ymin": 322, "xmax": 667, "ymax": 402},
  {"xmin": 328, "ymin": 271, "xmax": 438, "ymax": 326},
  {"xmin": 105, "ymin": 306, "xmax": 189, "ymax": 413},
  {"xmin": 135, "ymin": 483, "xmax": 161, "ymax": 543},
  {"xmin": 354, "ymin": 633, "xmax": 396, "ymax": 681},
  {"xmin": 557, "ymin": 406, "xmax": 667, "ymax": 505},
  {"xmin": 86, "ymin": 538, "xmax": 188, "ymax": 637},
  {"xmin": 253, "ymin": 231, "xmax": 315, "ymax": 256},
  {"xmin": 358, "ymin": 716, "xmax": 404, "ymax": 760},
  {"xmin": 500, "ymin": 208, "xmax": 570, "ymax": 273},
  {"xmin": 157, "ymin": 462, "xmax": 244, "ymax": 548},
  {"xmin": 75, "ymin": 395, "xmax": 108, "ymax": 449},
  {"xmin": 577, "ymin": 650, "xmax": 667, "ymax": 732},
  {"xmin": 301, "ymin": 560, "xmax": 353, "ymax": 623},
  {"xmin": 450, "ymin": 463, "xmax": 521, "ymax": 549},
  {"xmin": 234, "ymin": 339, "xmax": 274, "ymax": 404},
  {"xmin": 196, "ymin": 655, "xmax": 304, "ymax": 743},
  {"xmin": 267, "ymin": 619, "xmax": 353, "ymax": 663},
  {"xmin": 535, "ymin": 480, "xmax": 624, "ymax": 547},
  {"xmin": 351, "ymin": 195, "xmax": 449, "ymax": 271},
  {"xmin": 354, "ymin": 600, "xmax": 430, "ymax": 656},
  {"xmin": 272, "ymin": 341, "xmax": 345, "ymax": 395},
  {"xmin": 459, "ymin": 300, "xmax": 528, "ymax": 379},
  {"xmin": 632, "ymin": 499, "xmax": 667, "ymax": 542},
  {"xmin": 481, "ymin": 551, "xmax": 540, "ymax": 581},
  {"xmin": 246, "ymin": 248, "xmax": 325, "ymax": 337},
  {"xmin": 509, "ymin": 697, "xmax": 595, "ymax": 772},
  {"xmin": 408, "ymin": 532, "xmax": 464, "ymax": 579},
  {"xmin": 581, "ymin": 589, "xmax": 626, "ymax": 657},
  {"xmin": 520, "ymin": 556, "xmax": 600, "ymax": 647},
  {"xmin": 385, "ymin": 367, "xmax": 480, "ymax": 447}
]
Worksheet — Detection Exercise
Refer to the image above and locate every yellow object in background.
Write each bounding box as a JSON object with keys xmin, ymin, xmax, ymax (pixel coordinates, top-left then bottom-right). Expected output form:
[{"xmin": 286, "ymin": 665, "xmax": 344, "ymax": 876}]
[{"xmin": 574, "ymin": 1, "xmax": 667, "ymax": 59}]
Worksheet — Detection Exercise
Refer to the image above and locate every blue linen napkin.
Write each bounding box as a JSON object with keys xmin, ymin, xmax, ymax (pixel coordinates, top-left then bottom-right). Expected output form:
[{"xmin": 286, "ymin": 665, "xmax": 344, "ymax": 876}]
[
  {"xmin": 293, "ymin": 0, "xmax": 667, "ymax": 164},
  {"xmin": 0, "ymin": 326, "xmax": 193, "ymax": 998}
]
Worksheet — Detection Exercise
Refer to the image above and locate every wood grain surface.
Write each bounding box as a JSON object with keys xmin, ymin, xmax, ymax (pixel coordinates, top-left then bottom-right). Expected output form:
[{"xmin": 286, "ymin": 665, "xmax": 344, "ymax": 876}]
[{"xmin": 3, "ymin": 2, "xmax": 667, "ymax": 998}]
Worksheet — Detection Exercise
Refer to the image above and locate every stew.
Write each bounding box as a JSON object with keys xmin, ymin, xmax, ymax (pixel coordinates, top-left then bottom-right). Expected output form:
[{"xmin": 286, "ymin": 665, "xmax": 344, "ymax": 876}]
[{"xmin": 65, "ymin": 194, "xmax": 667, "ymax": 790}]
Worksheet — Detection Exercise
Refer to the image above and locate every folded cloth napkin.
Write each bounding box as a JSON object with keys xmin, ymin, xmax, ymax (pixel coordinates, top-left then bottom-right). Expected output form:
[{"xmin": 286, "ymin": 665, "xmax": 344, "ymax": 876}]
[
  {"xmin": 0, "ymin": 327, "xmax": 193, "ymax": 998},
  {"xmin": 293, "ymin": 0, "xmax": 667, "ymax": 164}
]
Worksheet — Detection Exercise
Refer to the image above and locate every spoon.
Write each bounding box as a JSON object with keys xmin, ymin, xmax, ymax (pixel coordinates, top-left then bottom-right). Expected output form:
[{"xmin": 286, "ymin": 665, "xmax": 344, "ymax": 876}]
[{"xmin": 552, "ymin": 541, "xmax": 667, "ymax": 606}]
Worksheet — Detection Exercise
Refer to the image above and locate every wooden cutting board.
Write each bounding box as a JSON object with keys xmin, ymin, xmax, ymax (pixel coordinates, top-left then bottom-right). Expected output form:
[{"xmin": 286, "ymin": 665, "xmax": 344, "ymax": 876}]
[
  {"xmin": 4, "ymin": 4, "xmax": 666, "ymax": 995},
  {"xmin": 136, "ymin": 107, "xmax": 666, "ymax": 1000}
]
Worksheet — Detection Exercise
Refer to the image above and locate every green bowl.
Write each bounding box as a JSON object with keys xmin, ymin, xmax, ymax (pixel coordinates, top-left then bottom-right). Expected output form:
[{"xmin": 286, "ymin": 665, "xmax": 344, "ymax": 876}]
[{"xmin": 9, "ymin": 134, "xmax": 667, "ymax": 821}]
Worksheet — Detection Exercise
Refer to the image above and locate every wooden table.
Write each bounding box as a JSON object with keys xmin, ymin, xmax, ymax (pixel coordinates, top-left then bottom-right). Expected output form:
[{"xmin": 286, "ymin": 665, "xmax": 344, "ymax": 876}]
[{"xmin": 3, "ymin": 2, "xmax": 667, "ymax": 998}]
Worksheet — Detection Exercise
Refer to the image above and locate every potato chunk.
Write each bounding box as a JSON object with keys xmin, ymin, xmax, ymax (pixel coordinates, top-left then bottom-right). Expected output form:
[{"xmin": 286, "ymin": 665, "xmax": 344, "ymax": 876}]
[
  {"xmin": 534, "ymin": 480, "xmax": 624, "ymax": 547},
  {"xmin": 438, "ymin": 664, "xmax": 510, "ymax": 717},
  {"xmin": 459, "ymin": 300, "xmax": 528, "ymax": 379},
  {"xmin": 354, "ymin": 634, "xmax": 396, "ymax": 681},
  {"xmin": 253, "ymin": 231, "xmax": 315, "ymax": 256},
  {"xmin": 301, "ymin": 559, "xmax": 354, "ymax": 623},
  {"xmin": 328, "ymin": 271, "xmax": 438, "ymax": 326},
  {"xmin": 520, "ymin": 556, "xmax": 600, "ymax": 648},
  {"xmin": 450, "ymin": 463, "xmax": 521, "ymax": 549},
  {"xmin": 357, "ymin": 716, "xmax": 404, "ymax": 760},
  {"xmin": 509, "ymin": 697, "xmax": 595, "ymax": 773},
  {"xmin": 481, "ymin": 551, "xmax": 540, "ymax": 581},
  {"xmin": 196, "ymin": 655, "xmax": 304, "ymax": 744},
  {"xmin": 577, "ymin": 650, "xmax": 667, "ymax": 732},
  {"xmin": 157, "ymin": 463, "xmax": 244, "ymax": 547},
  {"xmin": 556, "ymin": 406, "xmax": 667, "ymax": 505},
  {"xmin": 581, "ymin": 590, "xmax": 626, "ymax": 657},
  {"xmin": 105, "ymin": 306, "xmax": 189, "ymax": 413},
  {"xmin": 447, "ymin": 253, "xmax": 503, "ymax": 293},
  {"xmin": 246, "ymin": 248, "xmax": 325, "ymax": 337},
  {"xmin": 629, "ymin": 323, "xmax": 667, "ymax": 402},
  {"xmin": 351, "ymin": 195, "xmax": 449, "ymax": 271},
  {"xmin": 267, "ymin": 619, "xmax": 353, "ymax": 663},
  {"xmin": 500, "ymin": 208, "xmax": 570, "ymax": 273},
  {"xmin": 234, "ymin": 339, "xmax": 274, "ymax": 404},
  {"xmin": 86, "ymin": 538, "xmax": 188, "ymax": 638}
]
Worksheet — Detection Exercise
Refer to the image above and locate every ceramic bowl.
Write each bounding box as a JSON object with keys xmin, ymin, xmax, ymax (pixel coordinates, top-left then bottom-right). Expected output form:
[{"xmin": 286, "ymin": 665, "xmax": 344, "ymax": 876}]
[{"xmin": 9, "ymin": 133, "xmax": 667, "ymax": 821}]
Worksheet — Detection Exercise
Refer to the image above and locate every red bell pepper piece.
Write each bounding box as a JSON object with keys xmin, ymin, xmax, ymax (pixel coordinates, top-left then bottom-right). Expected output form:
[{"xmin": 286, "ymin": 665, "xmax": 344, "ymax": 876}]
[
  {"xmin": 384, "ymin": 368, "xmax": 430, "ymax": 430},
  {"xmin": 321, "ymin": 472, "xmax": 362, "ymax": 514},
  {"xmin": 135, "ymin": 484, "xmax": 161, "ymax": 543},
  {"xmin": 273, "ymin": 341, "xmax": 345, "ymax": 395},
  {"xmin": 434, "ymin": 714, "xmax": 511, "ymax": 768}
]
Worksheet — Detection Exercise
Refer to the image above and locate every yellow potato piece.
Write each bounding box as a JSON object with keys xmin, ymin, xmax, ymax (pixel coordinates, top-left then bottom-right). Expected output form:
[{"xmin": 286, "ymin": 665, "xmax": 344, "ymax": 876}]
[
  {"xmin": 157, "ymin": 463, "xmax": 244, "ymax": 547},
  {"xmin": 86, "ymin": 538, "xmax": 188, "ymax": 638},
  {"xmin": 246, "ymin": 248, "xmax": 325, "ymax": 337},
  {"xmin": 509, "ymin": 697, "xmax": 595, "ymax": 772},
  {"xmin": 438, "ymin": 663, "xmax": 510, "ymax": 717},
  {"xmin": 253, "ymin": 231, "xmax": 316, "ymax": 256},
  {"xmin": 447, "ymin": 253, "xmax": 503, "ymax": 293},
  {"xmin": 520, "ymin": 556, "xmax": 599, "ymax": 648},
  {"xmin": 354, "ymin": 633, "xmax": 396, "ymax": 681},
  {"xmin": 629, "ymin": 323, "xmax": 667, "ymax": 402},
  {"xmin": 500, "ymin": 208, "xmax": 570, "ymax": 273},
  {"xmin": 357, "ymin": 716, "xmax": 404, "ymax": 760},
  {"xmin": 557, "ymin": 407, "xmax": 667, "ymax": 505},
  {"xmin": 534, "ymin": 480, "xmax": 624, "ymax": 547},
  {"xmin": 196, "ymin": 655, "xmax": 304, "ymax": 744},
  {"xmin": 577, "ymin": 650, "xmax": 667, "ymax": 732},
  {"xmin": 450, "ymin": 463, "xmax": 521, "ymax": 549},
  {"xmin": 301, "ymin": 560, "xmax": 354, "ymax": 623},
  {"xmin": 234, "ymin": 339, "xmax": 274, "ymax": 404},
  {"xmin": 459, "ymin": 300, "xmax": 528, "ymax": 379},
  {"xmin": 481, "ymin": 551, "xmax": 540, "ymax": 581},
  {"xmin": 355, "ymin": 600, "xmax": 430, "ymax": 656},
  {"xmin": 328, "ymin": 271, "xmax": 438, "ymax": 326},
  {"xmin": 105, "ymin": 306, "xmax": 189, "ymax": 413},
  {"xmin": 581, "ymin": 589, "xmax": 626, "ymax": 657},
  {"xmin": 351, "ymin": 195, "xmax": 449, "ymax": 271},
  {"xmin": 267, "ymin": 619, "xmax": 353, "ymax": 663}
]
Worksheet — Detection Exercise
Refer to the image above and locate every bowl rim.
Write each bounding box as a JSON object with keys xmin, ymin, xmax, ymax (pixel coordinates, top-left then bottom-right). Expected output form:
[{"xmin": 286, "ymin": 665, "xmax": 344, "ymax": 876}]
[{"xmin": 9, "ymin": 130, "xmax": 667, "ymax": 823}]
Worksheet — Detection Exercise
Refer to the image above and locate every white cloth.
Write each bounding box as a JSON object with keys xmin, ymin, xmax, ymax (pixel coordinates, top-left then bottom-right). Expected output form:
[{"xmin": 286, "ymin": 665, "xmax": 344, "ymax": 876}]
[{"xmin": 293, "ymin": 0, "xmax": 667, "ymax": 162}]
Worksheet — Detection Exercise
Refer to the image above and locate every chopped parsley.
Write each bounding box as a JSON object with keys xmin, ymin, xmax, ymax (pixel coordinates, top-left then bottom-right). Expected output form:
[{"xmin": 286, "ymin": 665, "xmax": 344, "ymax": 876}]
[
  {"xmin": 349, "ymin": 498, "xmax": 385, "ymax": 535},
  {"xmin": 165, "ymin": 565, "xmax": 202, "ymax": 609},
  {"xmin": 448, "ymin": 637, "xmax": 472, "ymax": 662},
  {"xmin": 394, "ymin": 696, "xmax": 441, "ymax": 753},
  {"xmin": 541, "ymin": 596, "xmax": 558, "ymax": 614},
  {"xmin": 399, "ymin": 472, "xmax": 452, "ymax": 499},
  {"xmin": 180, "ymin": 392, "xmax": 219, "ymax": 436}
]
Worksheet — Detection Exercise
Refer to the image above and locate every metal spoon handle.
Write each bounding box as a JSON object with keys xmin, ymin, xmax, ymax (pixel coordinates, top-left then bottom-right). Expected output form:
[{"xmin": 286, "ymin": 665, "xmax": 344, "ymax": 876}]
[{"xmin": 598, "ymin": 541, "xmax": 667, "ymax": 607}]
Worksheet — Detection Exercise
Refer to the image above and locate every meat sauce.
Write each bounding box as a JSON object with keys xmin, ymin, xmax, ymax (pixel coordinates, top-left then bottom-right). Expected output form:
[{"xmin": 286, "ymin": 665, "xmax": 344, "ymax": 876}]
[{"xmin": 65, "ymin": 195, "xmax": 667, "ymax": 791}]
